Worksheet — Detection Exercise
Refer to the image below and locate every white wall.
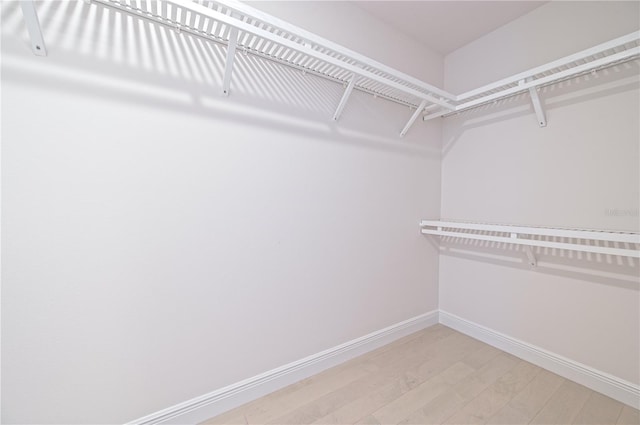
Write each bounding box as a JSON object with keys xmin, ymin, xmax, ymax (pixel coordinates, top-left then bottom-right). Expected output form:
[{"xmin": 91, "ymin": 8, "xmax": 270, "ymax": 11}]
[
  {"xmin": 0, "ymin": 1, "xmax": 442, "ymax": 423},
  {"xmin": 441, "ymin": 1, "xmax": 640, "ymax": 386}
]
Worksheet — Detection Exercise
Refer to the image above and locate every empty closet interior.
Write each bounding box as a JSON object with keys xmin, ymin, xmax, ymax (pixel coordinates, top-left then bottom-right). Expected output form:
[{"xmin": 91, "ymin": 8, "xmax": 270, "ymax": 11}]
[{"xmin": 1, "ymin": 0, "xmax": 639, "ymax": 423}]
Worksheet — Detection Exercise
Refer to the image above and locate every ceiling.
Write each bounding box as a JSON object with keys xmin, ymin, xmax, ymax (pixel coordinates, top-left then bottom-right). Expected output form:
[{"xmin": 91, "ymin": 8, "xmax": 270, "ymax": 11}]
[{"xmin": 354, "ymin": 1, "xmax": 547, "ymax": 55}]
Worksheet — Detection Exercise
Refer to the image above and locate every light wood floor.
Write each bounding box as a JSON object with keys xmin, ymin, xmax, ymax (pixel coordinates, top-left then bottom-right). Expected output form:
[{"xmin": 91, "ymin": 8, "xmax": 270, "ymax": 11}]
[{"xmin": 203, "ymin": 325, "xmax": 640, "ymax": 425}]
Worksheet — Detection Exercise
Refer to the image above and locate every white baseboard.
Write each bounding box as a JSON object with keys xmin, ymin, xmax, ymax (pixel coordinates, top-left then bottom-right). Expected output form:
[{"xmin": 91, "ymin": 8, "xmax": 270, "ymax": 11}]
[
  {"xmin": 126, "ymin": 310, "xmax": 440, "ymax": 425},
  {"xmin": 439, "ymin": 311, "xmax": 640, "ymax": 409},
  {"xmin": 127, "ymin": 309, "xmax": 638, "ymax": 424}
]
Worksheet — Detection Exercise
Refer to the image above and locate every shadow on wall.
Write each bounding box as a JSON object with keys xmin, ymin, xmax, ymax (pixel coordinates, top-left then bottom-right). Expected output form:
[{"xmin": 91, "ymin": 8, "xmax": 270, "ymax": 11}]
[
  {"xmin": 1, "ymin": 0, "xmax": 439, "ymax": 158},
  {"xmin": 441, "ymin": 60, "xmax": 640, "ymax": 158},
  {"xmin": 430, "ymin": 234, "xmax": 640, "ymax": 290}
]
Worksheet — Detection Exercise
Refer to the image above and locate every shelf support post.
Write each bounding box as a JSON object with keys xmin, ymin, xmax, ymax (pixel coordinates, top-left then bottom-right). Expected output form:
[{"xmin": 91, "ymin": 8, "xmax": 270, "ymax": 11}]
[
  {"xmin": 20, "ymin": 0, "xmax": 47, "ymax": 56},
  {"xmin": 333, "ymin": 74, "xmax": 357, "ymax": 121},
  {"xmin": 400, "ymin": 100, "xmax": 428, "ymax": 137},
  {"xmin": 222, "ymin": 26, "xmax": 240, "ymax": 96},
  {"xmin": 512, "ymin": 232, "xmax": 537, "ymax": 267},
  {"xmin": 524, "ymin": 246, "xmax": 538, "ymax": 268},
  {"xmin": 521, "ymin": 78, "xmax": 546, "ymax": 127}
]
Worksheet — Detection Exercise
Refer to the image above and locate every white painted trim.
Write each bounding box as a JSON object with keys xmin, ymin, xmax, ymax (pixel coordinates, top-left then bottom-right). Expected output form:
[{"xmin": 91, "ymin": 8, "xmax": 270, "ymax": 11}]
[
  {"xmin": 126, "ymin": 309, "xmax": 639, "ymax": 424},
  {"xmin": 439, "ymin": 311, "xmax": 640, "ymax": 409},
  {"xmin": 126, "ymin": 311, "xmax": 439, "ymax": 425}
]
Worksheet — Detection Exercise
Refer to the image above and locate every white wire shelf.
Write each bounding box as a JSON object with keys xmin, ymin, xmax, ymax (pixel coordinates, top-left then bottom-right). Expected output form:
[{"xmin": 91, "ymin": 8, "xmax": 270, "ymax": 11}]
[
  {"xmin": 19, "ymin": 1, "xmax": 640, "ymax": 134},
  {"xmin": 83, "ymin": 0, "xmax": 457, "ymax": 124},
  {"xmin": 420, "ymin": 220, "xmax": 640, "ymax": 259},
  {"xmin": 423, "ymin": 31, "xmax": 640, "ymax": 126}
]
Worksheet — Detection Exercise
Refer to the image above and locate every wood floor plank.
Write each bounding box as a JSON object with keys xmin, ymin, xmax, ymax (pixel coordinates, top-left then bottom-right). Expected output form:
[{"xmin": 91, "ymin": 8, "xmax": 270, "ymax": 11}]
[
  {"xmin": 310, "ymin": 376, "xmax": 408, "ymax": 425},
  {"xmin": 354, "ymin": 414, "xmax": 382, "ymax": 425},
  {"xmin": 572, "ymin": 391, "xmax": 624, "ymax": 425},
  {"xmin": 402, "ymin": 338, "xmax": 484, "ymax": 389},
  {"xmin": 397, "ymin": 353, "xmax": 520, "ymax": 425},
  {"xmin": 485, "ymin": 404, "xmax": 530, "ymax": 425},
  {"xmin": 451, "ymin": 352, "xmax": 520, "ymax": 401},
  {"xmin": 506, "ymin": 368, "xmax": 565, "ymax": 420},
  {"xmin": 529, "ymin": 380, "xmax": 591, "ymax": 425},
  {"xmin": 311, "ymin": 337, "xmax": 491, "ymax": 424},
  {"xmin": 617, "ymin": 405, "xmax": 640, "ymax": 424},
  {"xmin": 398, "ymin": 388, "xmax": 466, "ymax": 425},
  {"xmin": 326, "ymin": 342, "xmax": 494, "ymax": 425},
  {"xmin": 439, "ymin": 362, "xmax": 479, "ymax": 386},
  {"xmin": 461, "ymin": 345, "xmax": 503, "ymax": 370},
  {"xmin": 370, "ymin": 362, "xmax": 476, "ymax": 425},
  {"xmin": 443, "ymin": 360, "xmax": 540, "ymax": 424},
  {"xmin": 370, "ymin": 375, "xmax": 451, "ymax": 424}
]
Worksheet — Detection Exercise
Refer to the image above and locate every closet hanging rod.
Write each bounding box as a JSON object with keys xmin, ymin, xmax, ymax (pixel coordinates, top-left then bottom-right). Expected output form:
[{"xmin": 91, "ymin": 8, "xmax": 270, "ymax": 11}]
[{"xmin": 420, "ymin": 220, "xmax": 640, "ymax": 259}]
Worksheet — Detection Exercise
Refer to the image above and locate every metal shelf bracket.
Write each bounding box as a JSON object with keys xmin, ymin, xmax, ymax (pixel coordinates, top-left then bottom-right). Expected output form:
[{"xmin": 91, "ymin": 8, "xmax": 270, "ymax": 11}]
[
  {"xmin": 512, "ymin": 232, "xmax": 538, "ymax": 267},
  {"xmin": 222, "ymin": 26, "xmax": 240, "ymax": 96},
  {"xmin": 524, "ymin": 246, "xmax": 538, "ymax": 268},
  {"xmin": 522, "ymin": 78, "xmax": 547, "ymax": 127},
  {"xmin": 400, "ymin": 100, "xmax": 427, "ymax": 137},
  {"xmin": 333, "ymin": 73, "xmax": 357, "ymax": 121},
  {"xmin": 20, "ymin": 0, "xmax": 47, "ymax": 56}
]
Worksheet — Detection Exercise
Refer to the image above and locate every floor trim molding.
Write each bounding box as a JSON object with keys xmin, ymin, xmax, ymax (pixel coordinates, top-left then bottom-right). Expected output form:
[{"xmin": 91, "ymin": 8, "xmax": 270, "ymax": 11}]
[
  {"xmin": 126, "ymin": 310, "xmax": 440, "ymax": 425},
  {"xmin": 439, "ymin": 310, "xmax": 640, "ymax": 409}
]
